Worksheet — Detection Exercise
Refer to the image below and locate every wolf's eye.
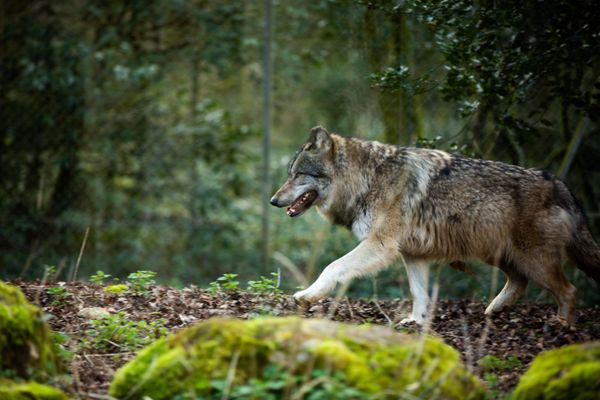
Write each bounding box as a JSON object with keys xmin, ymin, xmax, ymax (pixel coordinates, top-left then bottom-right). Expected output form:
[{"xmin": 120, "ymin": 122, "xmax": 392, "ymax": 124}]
[{"xmin": 296, "ymin": 172, "xmax": 325, "ymax": 179}]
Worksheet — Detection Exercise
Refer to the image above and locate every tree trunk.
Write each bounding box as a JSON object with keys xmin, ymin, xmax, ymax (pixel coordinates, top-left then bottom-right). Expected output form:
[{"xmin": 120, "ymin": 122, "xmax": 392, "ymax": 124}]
[
  {"xmin": 363, "ymin": 9, "xmax": 424, "ymax": 144},
  {"xmin": 398, "ymin": 15, "xmax": 424, "ymax": 143},
  {"xmin": 363, "ymin": 8, "xmax": 401, "ymax": 144},
  {"xmin": 261, "ymin": 0, "xmax": 272, "ymax": 269}
]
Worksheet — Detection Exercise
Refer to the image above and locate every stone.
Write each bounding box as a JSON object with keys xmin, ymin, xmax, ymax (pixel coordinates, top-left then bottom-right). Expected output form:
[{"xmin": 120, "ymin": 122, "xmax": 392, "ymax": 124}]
[
  {"xmin": 77, "ymin": 307, "xmax": 110, "ymax": 320},
  {"xmin": 513, "ymin": 341, "xmax": 600, "ymax": 400},
  {"xmin": 0, "ymin": 379, "xmax": 68, "ymax": 400},
  {"xmin": 0, "ymin": 281, "xmax": 62, "ymax": 381},
  {"xmin": 109, "ymin": 316, "xmax": 485, "ymax": 399}
]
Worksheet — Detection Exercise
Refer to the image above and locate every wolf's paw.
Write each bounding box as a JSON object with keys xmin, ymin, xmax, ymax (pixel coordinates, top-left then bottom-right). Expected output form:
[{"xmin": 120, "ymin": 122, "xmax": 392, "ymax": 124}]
[
  {"xmin": 484, "ymin": 304, "xmax": 499, "ymax": 316},
  {"xmin": 399, "ymin": 316, "xmax": 424, "ymax": 326},
  {"xmin": 293, "ymin": 288, "xmax": 320, "ymax": 304}
]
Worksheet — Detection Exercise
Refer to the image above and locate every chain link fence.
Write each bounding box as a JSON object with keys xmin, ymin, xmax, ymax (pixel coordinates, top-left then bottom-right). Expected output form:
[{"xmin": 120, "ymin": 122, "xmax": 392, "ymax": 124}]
[{"xmin": 1, "ymin": 1, "xmax": 599, "ymax": 305}]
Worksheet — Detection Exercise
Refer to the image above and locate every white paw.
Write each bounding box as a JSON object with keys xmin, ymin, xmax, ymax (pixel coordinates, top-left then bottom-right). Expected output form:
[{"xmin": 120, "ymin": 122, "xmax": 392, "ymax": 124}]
[
  {"xmin": 293, "ymin": 288, "xmax": 319, "ymax": 303},
  {"xmin": 399, "ymin": 315, "xmax": 425, "ymax": 325},
  {"xmin": 484, "ymin": 303, "xmax": 498, "ymax": 316}
]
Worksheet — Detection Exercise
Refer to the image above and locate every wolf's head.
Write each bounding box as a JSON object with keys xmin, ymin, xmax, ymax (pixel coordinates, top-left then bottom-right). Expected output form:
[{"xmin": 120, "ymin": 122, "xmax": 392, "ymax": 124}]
[{"xmin": 270, "ymin": 126, "xmax": 334, "ymax": 217}]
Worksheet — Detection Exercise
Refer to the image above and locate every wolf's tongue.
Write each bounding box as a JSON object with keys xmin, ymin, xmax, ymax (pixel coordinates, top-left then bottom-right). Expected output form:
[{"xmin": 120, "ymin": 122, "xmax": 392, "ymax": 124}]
[{"xmin": 286, "ymin": 198, "xmax": 304, "ymax": 217}]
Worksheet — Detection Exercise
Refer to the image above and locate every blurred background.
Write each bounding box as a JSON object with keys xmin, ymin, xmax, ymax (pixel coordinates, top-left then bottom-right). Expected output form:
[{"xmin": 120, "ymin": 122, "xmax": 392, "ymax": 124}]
[{"xmin": 1, "ymin": 0, "xmax": 599, "ymax": 304}]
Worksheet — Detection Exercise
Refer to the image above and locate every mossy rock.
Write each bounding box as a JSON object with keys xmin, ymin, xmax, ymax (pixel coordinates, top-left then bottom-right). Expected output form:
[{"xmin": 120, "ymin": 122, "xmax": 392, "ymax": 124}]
[
  {"xmin": 513, "ymin": 341, "xmax": 600, "ymax": 400},
  {"xmin": 0, "ymin": 379, "xmax": 68, "ymax": 400},
  {"xmin": 110, "ymin": 316, "xmax": 485, "ymax": 399},
  {"xmin": 0, "ymin": 281, "xmax": 61, "ymax": 380}
]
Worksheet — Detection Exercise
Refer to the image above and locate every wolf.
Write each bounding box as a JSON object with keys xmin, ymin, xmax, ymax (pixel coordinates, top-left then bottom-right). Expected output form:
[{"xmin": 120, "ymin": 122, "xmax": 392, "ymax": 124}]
[{"xmin": 270, "ymin": 126, "xmax": 600, "ymax": 325}]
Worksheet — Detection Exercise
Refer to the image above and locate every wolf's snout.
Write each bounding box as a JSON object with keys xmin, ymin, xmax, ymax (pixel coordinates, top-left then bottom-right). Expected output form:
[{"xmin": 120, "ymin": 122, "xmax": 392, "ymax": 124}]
[{"xmin": 270, "ymin": 196, "xmax": 282, "ymax": 207}]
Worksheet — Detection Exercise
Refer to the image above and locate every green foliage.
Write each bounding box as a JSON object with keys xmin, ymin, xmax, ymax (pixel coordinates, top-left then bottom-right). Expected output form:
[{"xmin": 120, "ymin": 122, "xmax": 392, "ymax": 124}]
[
  {"xmin": 208, "ymin": 273, "xmax": 240, "ymax": 294},
  {"xmin": 51, "ymin": 332, "xmax": 74, "ymax": 365},
  {"xmin": 248, "ymin": 305, "xmax": 281, "ymax": 318},
  {"xmin": 43, "ymin": 266, "xmax": 58, "ymax": 282},
  {"xmin": 181, "ymin": 366, "xmax": 374, "ymax": 400},
  {"xmin": 477, "ymin": 355, "xmax": 520, "ymax": 400},
  {"xmin": 127, "ymin": 271, "xmax": 156, "ymax": 296},
  {"xmin": 370, "ymin": 65, "xmax": 436, "ymax": 95},
  {"xmin": 0, "ymin": 0, "xmax": 258, "ymax": 285},
  {"xmin": 479, "ymin": 355, "xmax": 521, "ymax": 372},
  {"xmin": 90, "ymin": 271, "xmax": 111, "ymax": 285},
  {"xmin": 247, "ymin": 272, "xmax": 282, "ymax": 295},
  {"xmin": 81, "ymin": 311, "xmax": 168, "ymax": 353},
  {"xmin": 45, "ymin": 287, "xmax": 71, "ymax": 306},
  {"xmin": 103, "ymin": 284, "xmax": 129, "ymax": 295},
  {"xmin": 207, "ymin": 271, "xmax": 282, "ymax": 295},
  {"xmin": 407, "ymin": 0, "xmax": 600, "ymax": 121},
  {"xmin": 482, "ymin": 373, "xmax": 511, "ymax": 400},
  {"xmin": 377, "ymin": 0, "xmax": 600, "ymax": 174}
]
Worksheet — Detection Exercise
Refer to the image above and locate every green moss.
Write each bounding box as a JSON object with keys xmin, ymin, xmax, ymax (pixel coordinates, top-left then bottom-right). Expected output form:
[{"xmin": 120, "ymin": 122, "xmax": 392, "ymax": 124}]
[
  {"xmin": 513, "ymin": 341, "xmax": 600, "ymax": 400},
  {"xmin": 103, "ymin": 284, "xmax": 128, "ymax": 295},
  {"xmin": 0, "ymin": 379, "xmax": 68, "ymax": 400},
  {"xmin": 110, "ymin": 317, "xmax": 485, "ymax": 400},
  {"xmin": 0, "ymin": 281, "xmax": 61, "ymax": 381}
]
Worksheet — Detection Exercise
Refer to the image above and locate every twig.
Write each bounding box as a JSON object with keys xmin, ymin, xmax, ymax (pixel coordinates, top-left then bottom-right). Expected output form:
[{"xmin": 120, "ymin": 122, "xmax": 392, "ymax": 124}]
[
  {"xmin": 19, "ymin": 241, "xmax": 40, "ymax": 279},
  {"xmin": 488, "ymin": 268, "xmax": 499, "ymax": 305},
  {"xmin": 83, "ymin": 353, "xmax": 95, "ymax": 367},
  {"xmin": 71, "ymin": 355, "xmax": 81, "ymax": 393},
  {"xmin": 102, "ymin": 339, "xmax": 123, "ymax": 349},
  {"xmin": 345, "ymin": 297, "xmax": 354, "ymax": 321},
  {"xmin": 475, "ymin": 317, "xmax": 493, "ymax": 370},
  {"xmin": 461, "ymin": 316, "xmax": 475, "ymax": 372},
  {"xmin": 558, "ymin": 117, "xmax": 589, "ymax": 180},
  {"xmin": 328, "ymin": 281, "xmax": 351, "ymax": 319},
  {"xmin": 85, "ymin": 352, "xmax": 137, "ymax": 357},
  {"xmin": 77, "ymin": 393, "xmax": 119, "ymax": 400},
  {"xmin": 291, "ymin": 376, "xmax": 329, "ymax": 400},
  {"xmin": 221, "ymin": 350, "xmax": 240, "ymax": 400},
  {"xmin": 273, "ymin": 251, "xmax": 308, "ymax": 287},
  {"xmin": 372, "ymin": 299, "xmax": 393, "ymax": 326},
  {"xmin": 421, "ymin": 280, "xmax": 439, "ymax": 337},
  {"xmin": 55, "ymin": 258, "xmax": 68, "ymax": 281},
  {"xmin": 72, "ymin": 227, "xmax": 90, "ymax": 281}
]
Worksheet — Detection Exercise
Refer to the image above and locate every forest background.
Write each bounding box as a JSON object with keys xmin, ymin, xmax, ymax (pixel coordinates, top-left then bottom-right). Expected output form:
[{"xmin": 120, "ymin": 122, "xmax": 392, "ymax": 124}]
[{"xmin": 1, "ymin": 0, "xmax": 599, "ymax": 304}]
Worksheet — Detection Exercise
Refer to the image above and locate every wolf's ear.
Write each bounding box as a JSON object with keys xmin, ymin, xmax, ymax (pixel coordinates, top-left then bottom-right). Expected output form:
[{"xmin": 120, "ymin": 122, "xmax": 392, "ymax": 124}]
[{"xmin": 306, "ymin": 126, "xmax": 332, "ymax": 152}]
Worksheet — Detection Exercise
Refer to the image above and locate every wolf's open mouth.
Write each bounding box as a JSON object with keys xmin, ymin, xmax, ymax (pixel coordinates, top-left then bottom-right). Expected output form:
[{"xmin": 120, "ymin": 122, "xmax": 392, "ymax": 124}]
[{"xmin": 287, "ymin": 190, "xmax": 318, "ymax": 217}]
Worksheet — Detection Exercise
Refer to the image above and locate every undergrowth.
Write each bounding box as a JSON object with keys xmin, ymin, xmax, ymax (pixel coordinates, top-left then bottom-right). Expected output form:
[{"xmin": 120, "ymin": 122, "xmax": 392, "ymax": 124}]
[{"xmin": 173, "ymin": 365, "xmax": 373, "ymax": 400}]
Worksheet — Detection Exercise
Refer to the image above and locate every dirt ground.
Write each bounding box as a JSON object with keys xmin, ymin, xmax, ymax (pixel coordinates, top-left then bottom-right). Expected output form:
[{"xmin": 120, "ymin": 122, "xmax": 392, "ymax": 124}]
[{"xmin": 13, "ymin": 280, "xmax": 600, "ymax": 399}]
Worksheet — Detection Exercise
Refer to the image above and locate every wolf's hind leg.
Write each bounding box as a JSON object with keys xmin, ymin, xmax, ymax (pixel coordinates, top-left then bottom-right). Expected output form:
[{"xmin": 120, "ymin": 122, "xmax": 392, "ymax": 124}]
[
  {"xmin": 484, "ymin": 272, "xmax": 528, "ymax": 316},
  {"xmin": 400, "ymin": 258, "xmax": 430, "ymax": 325},
  {"xmin": 529, "ymin": 260, "xmax": 576, "ymax": 325}
]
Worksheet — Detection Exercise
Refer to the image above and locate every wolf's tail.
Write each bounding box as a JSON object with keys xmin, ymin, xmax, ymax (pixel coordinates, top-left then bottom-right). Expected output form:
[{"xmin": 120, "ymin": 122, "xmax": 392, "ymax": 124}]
[{"xmin": 567, "ymin": 223, "xmax": 600, "ymax": 285}]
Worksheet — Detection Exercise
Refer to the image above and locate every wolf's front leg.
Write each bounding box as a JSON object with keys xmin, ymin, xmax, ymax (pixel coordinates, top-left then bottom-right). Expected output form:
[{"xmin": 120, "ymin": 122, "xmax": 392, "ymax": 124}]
[
  {"xmin": 293, "ymin": 238, "xmax": 398, "ymax": 302},
  {"xmin": 399, "ymin": 258, "xmax": 430, "ymax": 325}
]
